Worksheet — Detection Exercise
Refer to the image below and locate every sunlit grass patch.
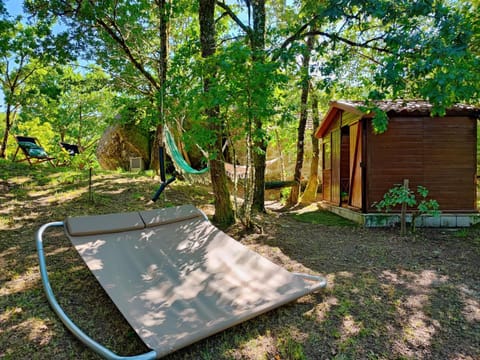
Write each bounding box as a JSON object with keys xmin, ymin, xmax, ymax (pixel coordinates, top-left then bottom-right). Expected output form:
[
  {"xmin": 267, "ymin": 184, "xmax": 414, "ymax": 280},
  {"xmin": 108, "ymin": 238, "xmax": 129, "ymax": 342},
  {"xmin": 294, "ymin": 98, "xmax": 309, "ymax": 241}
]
[
  {"xmin": 276, "ymin": 327, "xmax": 308, "ymax": 360},
  {"xmin": 0, "ymin": 215, "xmax": 13, "ymax": 229},
  {"xmin": 291, "ymin": 210, "xmax": 357, "ymax": 226}
]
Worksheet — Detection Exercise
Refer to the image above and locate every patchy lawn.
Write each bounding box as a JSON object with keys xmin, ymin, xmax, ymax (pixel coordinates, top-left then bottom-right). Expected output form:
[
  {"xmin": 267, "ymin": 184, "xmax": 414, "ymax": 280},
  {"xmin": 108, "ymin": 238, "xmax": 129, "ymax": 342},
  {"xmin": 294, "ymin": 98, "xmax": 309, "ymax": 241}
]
[{"xmin": 1, "ymin": 161, "xmax": 479, "ymax": 359}]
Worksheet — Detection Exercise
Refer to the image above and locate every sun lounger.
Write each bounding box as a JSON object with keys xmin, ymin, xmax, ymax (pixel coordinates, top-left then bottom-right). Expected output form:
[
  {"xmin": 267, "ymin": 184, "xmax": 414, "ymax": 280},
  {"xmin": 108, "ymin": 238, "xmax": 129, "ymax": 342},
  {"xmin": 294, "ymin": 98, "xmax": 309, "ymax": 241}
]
[
  {"xmin": 59, "ymin": 142, "xmax": 80, "ymax": 156},
  {"xmin": 13, "ymin": 135, "xmax": 56, "ymax": 166},
  {"xmin": 36, "ymin": 205, "xmax": 326, "ymax": 359}
]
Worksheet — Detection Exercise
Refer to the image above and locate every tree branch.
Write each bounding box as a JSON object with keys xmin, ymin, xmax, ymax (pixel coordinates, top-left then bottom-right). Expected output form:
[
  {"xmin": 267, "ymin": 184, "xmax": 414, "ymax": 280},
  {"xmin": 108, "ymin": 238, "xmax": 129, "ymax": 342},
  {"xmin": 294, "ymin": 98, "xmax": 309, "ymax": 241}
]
[
  {"xmin": 273, "ymin": 14, "xmax": 391, "ymax": 61},
  {"xmin": 219, "ymin": 35, "xmax": 245, "ymax": 46},
  {"xmin": 272, "ymin": 15, "xmax": 320, "ymax": 60},
  {"xmin": 304, "ymin": 30, "xmax": 390, "ymax": 53},
  {"xmin": 353, "ymin": 50, "xmax": 384, "ymax": 66},
  {"xmin": 215, "ymin": 1, "xmax": 252, "ymax": 37},
  {"xmin": 87, "ymin": 0, "xmax": 160, "ymax": 91}
]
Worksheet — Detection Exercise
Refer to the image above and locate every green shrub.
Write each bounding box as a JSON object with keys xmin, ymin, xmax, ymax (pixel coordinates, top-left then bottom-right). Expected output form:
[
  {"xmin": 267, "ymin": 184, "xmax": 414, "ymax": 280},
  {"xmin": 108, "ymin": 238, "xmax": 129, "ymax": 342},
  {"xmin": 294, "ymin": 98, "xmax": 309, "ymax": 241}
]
[{"xmin": 375, "ymin": 182, "xmax": 440, "ymax": 234}]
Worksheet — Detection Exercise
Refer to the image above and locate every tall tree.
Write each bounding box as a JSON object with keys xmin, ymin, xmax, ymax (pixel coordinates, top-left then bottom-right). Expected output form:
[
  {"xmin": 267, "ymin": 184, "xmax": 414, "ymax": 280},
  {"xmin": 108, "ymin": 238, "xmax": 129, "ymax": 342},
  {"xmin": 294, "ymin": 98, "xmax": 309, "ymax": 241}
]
[
  {"xmin": 198, "ymin": 0, "xmax": 234, "ymax": 225},
  {"xmin": 218, "ymin": 0, "xmax": 268, "ymax": 212},
  {"xmin": 20, "ymin": 65, "xmax": 114, "ymax": 148},
  {"xmin": 283, "ymin": 1, "xmax": 479, "ymax": 129},
  {"xmin": 217, "ymin": 0, "xmax": 279, "ymax": 213},
  {"xmin": 249, "ymin": 0, "xmax": 268, "ymax": 212},
  {"xmin": 287, "ymin": 33, "xmax": 314, "ymax": 206},
  {"xmin": 0, "ymin": 14, "xmax": 63, "ymax": 158},
  {"xmin": 151, "ymin": 0, "xmax": 171, "ymax": 171},
  {"xmin": 300, "ymin": 83, "xmax": 320, "ymax": 204},
  {"xmin": 26, "ymin": 0, "xmax": 172, "ymax": 167}
]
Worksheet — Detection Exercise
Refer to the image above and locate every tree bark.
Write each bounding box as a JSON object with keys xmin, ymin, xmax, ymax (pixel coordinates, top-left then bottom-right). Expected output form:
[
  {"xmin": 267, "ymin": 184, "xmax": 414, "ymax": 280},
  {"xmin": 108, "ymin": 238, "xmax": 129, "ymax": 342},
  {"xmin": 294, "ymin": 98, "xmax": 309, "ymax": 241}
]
[
  {"xmin": 199, "ymin": 0, "xmax": 234, "ymax": 225},
  {"xmin": 251, "ymin": 0, "xmax": 267, "ymax": 213},
  {"xmin": 0, "ymin": 104, "xmax": 13, "ymax": 159},
  {"xmin": 214, "ymin": 0, "xmax": 267, "ymax": 214},
  {"xmin": 300, "ymin": 85, "xmax": 320, "ymax": 204},
  {"xmin": 287, "ymin": 35, "xmax": 314, "ymax": 206},
  {"xmin": 151, "ymin": 0, "xmax": 169, "ymax": 172}
]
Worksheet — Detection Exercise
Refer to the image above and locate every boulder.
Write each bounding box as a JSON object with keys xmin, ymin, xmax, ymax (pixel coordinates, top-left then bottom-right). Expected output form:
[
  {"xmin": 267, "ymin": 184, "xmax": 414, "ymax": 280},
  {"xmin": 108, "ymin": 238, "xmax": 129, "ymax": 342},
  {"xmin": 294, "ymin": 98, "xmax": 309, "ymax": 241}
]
[{"xmin": 96, "ymin": 124, "xmax": 150, "ymax": 170}]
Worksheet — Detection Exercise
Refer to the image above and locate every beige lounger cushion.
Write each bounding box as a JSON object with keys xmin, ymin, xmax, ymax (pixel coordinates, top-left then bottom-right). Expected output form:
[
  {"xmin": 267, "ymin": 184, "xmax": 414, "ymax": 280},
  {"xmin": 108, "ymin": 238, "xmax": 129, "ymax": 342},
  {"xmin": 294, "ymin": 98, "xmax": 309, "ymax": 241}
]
[
  {"xmin": 65, "ymin": 211, "xmax": 144, "ymax": 236},
  {"xmin": 65, "ymin": 205, "xmax": 325, "ymax": 358},
  {"xmin": 139, "ymin": 204, "xmax": 203, "ymax": 227}
]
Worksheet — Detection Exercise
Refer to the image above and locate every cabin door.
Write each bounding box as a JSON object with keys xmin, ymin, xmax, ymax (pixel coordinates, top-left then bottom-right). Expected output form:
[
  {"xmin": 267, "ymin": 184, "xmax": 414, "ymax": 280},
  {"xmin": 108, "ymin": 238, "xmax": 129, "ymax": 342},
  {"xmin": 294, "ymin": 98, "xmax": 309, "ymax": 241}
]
[
  {"xmin": 348, "ymin": 122, "xmax": 363, "ymax": 208},
  {"xmin": 331, "ymin": 128, "xmax": 341, "ymax": 205},
  {"xmin": 340, "ymin": 127, "xmax": 350, "ymax": 204}
]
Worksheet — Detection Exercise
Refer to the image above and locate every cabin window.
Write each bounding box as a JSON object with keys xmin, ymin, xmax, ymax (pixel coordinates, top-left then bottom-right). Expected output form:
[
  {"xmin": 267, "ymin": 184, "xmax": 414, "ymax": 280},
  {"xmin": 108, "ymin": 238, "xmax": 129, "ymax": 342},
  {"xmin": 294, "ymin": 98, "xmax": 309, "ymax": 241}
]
[{"xmin": 323, "ymin": 138, "xmax": 331, "ymax": 170}]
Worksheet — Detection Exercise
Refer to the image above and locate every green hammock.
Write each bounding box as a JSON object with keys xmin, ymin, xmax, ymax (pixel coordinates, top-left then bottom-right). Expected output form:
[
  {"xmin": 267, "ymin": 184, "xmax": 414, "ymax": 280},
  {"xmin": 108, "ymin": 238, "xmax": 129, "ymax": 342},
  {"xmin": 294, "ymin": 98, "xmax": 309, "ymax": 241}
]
[{"xmin": 164, "ymin": 127, "xmax": 210, "ymax": 175}]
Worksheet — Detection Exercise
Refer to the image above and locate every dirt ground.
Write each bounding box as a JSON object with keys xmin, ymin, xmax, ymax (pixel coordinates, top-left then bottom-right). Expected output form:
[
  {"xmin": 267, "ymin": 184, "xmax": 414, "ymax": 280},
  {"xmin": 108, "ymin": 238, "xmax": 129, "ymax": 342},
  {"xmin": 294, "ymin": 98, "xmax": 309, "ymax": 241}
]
[
  {"xmin": 226, "ymin": 204, "xmax": 480, "ymax": 360},
  {"xmin": 1, "ymin": 168, "xmax": 479, "ymax": 359}
]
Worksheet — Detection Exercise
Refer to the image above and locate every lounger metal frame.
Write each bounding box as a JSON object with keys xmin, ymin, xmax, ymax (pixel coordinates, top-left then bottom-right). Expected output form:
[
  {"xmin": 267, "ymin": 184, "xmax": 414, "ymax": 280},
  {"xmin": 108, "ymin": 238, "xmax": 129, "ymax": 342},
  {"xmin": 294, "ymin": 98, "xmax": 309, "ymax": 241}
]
[
  {"xmin": 36, "ymin": 221, "xmax": 158, "ymax": 360},
  {"xmin": 36, "ymin": 210, "xmax": 327, "ymax": 359}
]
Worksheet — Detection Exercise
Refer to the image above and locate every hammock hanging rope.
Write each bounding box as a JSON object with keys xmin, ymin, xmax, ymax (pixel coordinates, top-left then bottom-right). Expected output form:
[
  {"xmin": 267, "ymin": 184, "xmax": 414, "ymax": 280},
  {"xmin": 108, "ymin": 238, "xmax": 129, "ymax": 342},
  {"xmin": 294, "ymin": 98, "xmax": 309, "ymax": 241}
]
[{"xmin": 164, "ymin": 127, "xmax": 210, "ymax": 175}]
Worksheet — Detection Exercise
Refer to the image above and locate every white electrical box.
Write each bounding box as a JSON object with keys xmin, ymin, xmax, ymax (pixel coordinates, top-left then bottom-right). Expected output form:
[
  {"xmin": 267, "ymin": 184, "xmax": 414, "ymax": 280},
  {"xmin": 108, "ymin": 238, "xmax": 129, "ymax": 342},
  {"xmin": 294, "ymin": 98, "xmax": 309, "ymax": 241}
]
[{"xmin": 129, "ymin": 157, "xmax": 144, "ymax": 171}]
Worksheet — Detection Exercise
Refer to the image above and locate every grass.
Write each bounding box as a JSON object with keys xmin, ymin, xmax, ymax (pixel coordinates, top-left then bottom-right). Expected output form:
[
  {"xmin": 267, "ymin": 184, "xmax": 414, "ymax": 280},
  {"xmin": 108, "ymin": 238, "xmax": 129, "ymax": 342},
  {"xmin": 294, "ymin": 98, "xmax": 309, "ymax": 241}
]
[
  {"xmin": 1, "ymin": 159, "xmax": 479, "ymax": 359},
  {"xmin": 291, "ymin": 209, "xmax": 357, "ymax": 226}
]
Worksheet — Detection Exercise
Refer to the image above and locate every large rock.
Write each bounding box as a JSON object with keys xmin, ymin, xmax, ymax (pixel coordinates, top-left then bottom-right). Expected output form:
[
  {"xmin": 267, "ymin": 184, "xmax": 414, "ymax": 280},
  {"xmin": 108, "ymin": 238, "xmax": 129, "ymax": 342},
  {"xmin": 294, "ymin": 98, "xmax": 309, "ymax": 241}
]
[{"xmin": 96, "ymin": 124, "xmax": 150, "ymax": 170}]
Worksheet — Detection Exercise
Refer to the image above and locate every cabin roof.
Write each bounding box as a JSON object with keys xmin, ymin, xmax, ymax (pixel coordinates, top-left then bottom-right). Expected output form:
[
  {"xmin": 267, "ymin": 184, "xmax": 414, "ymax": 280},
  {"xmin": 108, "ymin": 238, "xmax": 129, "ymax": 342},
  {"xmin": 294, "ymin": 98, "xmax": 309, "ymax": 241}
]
[{"xmin": 315, "ymin": 100, "xmax": 480, "ymax": 138}]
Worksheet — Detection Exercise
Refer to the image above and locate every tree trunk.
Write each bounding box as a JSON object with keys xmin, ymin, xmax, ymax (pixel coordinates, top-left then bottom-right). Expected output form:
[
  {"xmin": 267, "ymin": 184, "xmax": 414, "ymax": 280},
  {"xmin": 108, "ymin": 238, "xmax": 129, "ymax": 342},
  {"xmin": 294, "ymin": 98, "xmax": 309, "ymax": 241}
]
[
  {"xmin": 77, "ymin": 104, "xmax": 83, "ymax": 147},
  {"xmin": 287, "ymin": 35, "xmax": 314, "ymax": 206},
  {"xmin": 251, "ymin": 0, "xmax": 267, "ymax": 213},
  {"xmin": 0, "ymin": 104, "xmax": 13, "ymax": 159},
  {"xmin": 150, "ymin": 122, "xmax": 163, "ymax": 172},
  {"xmin": 300, "ymin": 85, "xmax": 320, "ymax": 204},
  {"xmin": 157, "ymin": 0, "xmax": 169, "ymax": 88},
  {"xmin": 199, "ymin": 0, "xmax": 234, "ymax": 225},
  {"xmin": 274, "ymin": 128, "xmax": 286, "ymax": 181},
  {"xmin": 151, "ymin": 0, "xmax": 169, "ymax": 172},
  {"xmin": 252, "ymin": 123, "xmax": 267, "ymax": 212}
]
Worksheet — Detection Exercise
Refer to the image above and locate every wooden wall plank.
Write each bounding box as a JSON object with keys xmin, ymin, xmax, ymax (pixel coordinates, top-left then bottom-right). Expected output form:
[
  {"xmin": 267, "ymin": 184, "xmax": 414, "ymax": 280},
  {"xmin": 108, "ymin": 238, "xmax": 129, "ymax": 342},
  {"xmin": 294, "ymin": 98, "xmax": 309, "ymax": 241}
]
[
  {"xmin": 366, "ymin": 118, "xmax": 424, "ymax": 210},
  {"xmin": 366, "ymin": 116, "xmax": 477, "ymax": 212},
  {"xmin": 331, "ymin": 129, "xmax": 341, "ymax": 205},
  {"xmin": 323, "ymin": 171, "xmax": 332, "ymax": 202},
  {"xmin": 423, "ymin": 117, "xmax": 476, "ymax": 211}
]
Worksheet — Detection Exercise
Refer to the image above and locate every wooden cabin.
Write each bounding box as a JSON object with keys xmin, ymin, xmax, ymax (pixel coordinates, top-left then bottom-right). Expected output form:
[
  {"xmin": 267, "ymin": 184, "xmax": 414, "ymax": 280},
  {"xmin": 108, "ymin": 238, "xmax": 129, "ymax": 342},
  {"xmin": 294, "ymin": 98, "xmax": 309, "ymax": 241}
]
[{"xmin": 315, "ymin": 100, "xmax": 480, "ymax": 213}]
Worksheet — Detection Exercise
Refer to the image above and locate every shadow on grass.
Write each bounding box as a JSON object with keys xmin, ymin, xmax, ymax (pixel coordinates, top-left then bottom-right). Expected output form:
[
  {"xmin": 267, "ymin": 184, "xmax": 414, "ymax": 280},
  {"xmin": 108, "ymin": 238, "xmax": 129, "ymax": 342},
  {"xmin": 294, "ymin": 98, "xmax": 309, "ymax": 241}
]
[
  {"xmin": 248, "ymin": 212, "xmax": 480, "ymax": 359},
  {"xmin": 1, "ymin": 161, "xmax": 479, "ymax": 359}
]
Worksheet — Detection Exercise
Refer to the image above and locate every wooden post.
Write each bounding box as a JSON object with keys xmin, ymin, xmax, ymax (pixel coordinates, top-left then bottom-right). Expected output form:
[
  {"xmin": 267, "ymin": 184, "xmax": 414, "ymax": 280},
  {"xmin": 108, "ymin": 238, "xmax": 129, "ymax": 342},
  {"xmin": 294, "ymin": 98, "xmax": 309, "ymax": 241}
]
[
  {"xmin": 401, "ymin": 179, "xmax": 408, "ymax": 236},
  {"xmin": 89, "ymin": 167, "xmax": 93, "ymax": 202}
]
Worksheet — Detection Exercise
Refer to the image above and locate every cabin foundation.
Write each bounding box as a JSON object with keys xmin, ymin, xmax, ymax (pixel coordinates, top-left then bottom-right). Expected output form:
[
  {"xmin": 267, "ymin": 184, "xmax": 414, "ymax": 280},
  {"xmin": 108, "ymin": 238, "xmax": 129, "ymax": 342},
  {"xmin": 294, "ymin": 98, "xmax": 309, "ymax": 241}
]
[{"xmin": 320, "ymin": 202, "xmax": 480, "ymax": 228}]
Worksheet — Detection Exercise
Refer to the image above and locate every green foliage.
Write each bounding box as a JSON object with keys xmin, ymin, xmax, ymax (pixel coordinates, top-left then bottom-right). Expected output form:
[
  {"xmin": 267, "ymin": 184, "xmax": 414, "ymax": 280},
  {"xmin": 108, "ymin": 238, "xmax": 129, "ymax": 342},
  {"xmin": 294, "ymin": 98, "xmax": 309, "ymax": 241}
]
[
  {"xmin": 168, "ymin": 39, "xmax": 285, "ymax": 160},
  {"xmin": 375, "ymin": 184, "xmax": 416, "ymax": 211},
  {"xmin": 280, "ymin": 186, "xmax": 291, "ymax": 205},
  {"xmin": 358, "ymin": 104, "xmax": 390, "ymax": 134},
  {"xmin": 12, "ymin": 0, "xmax": 480, "ymax": 221},
  {"xmin": 69, "ymin": 151, "xmax": 99, "ymax": 170},
  {"xmin": 292, "ymin": 0, "xmax": 479, "ymax": 114},
  {"xmin": 15, "ymin": 117, "xmax": 55, "ymax": 151},
  {"xmin": 277, "ymin": 336, "xmax": 307, "ymax": 360},
  {"xmin": 375, "ymin": 183, "xmax": 441, "ymax": 232},
  {"xmin": 18, "ymin": 65, "xmax": 115, "ymax": 150},
  {"xmin": 376, "ymin": 184, "xmax": 439, "ymax": 215},
  {"xmin": 454, "ymin": 228, "xmax": 469, "ymax": 238}
]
